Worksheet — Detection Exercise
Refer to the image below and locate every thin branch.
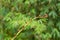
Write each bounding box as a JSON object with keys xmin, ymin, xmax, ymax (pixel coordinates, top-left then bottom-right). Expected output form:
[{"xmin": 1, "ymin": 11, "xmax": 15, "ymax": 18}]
[
  {"xmin": 11, "ymin": 14, "xmax": 48, "ymax": 40},
  {"xmin": 11, "ymin": 28, "xmax": 24, "ymax": 40},
  {"xmin": 11, "ymin": 21, "xmax": 29, "ymax": 40}
]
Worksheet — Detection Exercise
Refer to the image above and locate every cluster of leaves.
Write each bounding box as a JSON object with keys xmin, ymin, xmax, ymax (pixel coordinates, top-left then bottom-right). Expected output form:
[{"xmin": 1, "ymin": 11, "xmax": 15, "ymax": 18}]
[{"xmin": 0, "ymin": 0, "xmax": 60, "ymax": 40}]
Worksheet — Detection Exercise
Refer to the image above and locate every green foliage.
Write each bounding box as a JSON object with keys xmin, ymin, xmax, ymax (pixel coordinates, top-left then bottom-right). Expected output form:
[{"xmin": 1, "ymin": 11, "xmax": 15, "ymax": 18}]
[{"xmin": 0, "ymin": 0, "xmax": 60, "ymax": 40}]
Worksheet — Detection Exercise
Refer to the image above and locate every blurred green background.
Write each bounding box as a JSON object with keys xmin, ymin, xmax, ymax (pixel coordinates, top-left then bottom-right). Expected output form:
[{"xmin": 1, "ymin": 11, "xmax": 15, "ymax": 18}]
[{"xmin": 0, "ymin": 0, "xmax": 60, "ymax": 40}]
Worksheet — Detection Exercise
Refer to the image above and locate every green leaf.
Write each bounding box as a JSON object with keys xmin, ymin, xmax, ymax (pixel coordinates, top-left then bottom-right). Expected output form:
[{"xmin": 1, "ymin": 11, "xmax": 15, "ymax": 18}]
[{"xmin": 49, "ymin": 11, "xmax": 57, "ymax": 18}]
